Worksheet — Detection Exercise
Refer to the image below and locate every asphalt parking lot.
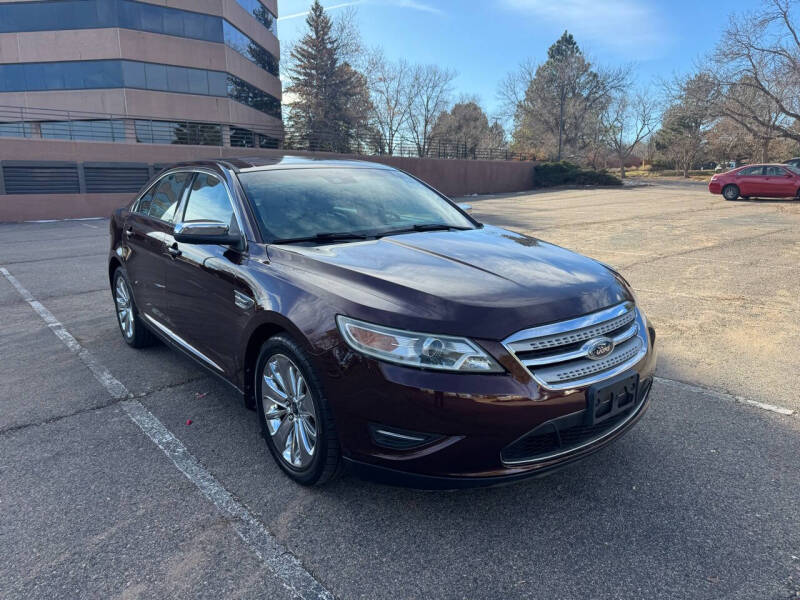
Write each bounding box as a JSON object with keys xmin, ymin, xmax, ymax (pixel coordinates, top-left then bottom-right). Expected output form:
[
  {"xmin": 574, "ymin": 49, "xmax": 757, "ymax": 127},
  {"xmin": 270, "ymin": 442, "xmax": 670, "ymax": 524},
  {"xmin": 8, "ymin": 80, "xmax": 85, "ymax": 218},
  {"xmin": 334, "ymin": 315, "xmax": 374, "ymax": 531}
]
[{"xmin": 1, "ymin": 180, "xmax": 799, "ymax": 599}]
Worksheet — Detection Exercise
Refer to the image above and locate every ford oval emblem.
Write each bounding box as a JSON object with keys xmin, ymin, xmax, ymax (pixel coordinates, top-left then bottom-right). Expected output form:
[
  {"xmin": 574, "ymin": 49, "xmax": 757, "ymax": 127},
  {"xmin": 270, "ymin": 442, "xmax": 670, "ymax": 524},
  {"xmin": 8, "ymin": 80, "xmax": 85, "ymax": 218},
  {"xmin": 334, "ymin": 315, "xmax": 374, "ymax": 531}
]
[{"xmin": 585, "ymin": 337, "xmax": 614, "ymax": 360}]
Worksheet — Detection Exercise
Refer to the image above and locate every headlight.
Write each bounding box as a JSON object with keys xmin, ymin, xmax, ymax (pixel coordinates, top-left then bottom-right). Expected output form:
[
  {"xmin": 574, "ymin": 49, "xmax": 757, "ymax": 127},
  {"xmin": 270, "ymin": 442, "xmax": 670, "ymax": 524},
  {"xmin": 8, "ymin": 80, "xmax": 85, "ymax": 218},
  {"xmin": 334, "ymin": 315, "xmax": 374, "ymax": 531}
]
[{"xmin": 336, "ymin": 316, "xmax": 503, "ymax": 373}]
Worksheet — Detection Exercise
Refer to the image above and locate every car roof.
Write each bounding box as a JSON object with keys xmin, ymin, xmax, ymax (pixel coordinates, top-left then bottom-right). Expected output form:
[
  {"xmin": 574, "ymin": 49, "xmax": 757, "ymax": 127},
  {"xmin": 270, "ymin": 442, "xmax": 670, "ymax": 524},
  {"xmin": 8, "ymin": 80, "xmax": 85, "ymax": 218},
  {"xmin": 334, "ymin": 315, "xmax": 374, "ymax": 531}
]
[
  {"xmin": 164, "ymin": 155, "xmax": 396, "ymax": 174},
  {"xmin": 737, "ymin": 163, "xmax": 793, "ymax": 168}
]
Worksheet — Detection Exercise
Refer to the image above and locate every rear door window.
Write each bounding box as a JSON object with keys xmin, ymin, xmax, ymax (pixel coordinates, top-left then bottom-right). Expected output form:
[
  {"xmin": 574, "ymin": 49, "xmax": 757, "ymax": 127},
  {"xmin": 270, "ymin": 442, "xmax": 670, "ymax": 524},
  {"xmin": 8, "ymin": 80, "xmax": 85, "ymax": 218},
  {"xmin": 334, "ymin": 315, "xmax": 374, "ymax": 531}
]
[
  {"xmin": 764, "ymin": 166, "xmax": 787, "ymax": 176},
  {"xmin": 135, "ymin": 172, "xmax": 190, "ymax": 222},
  {"xmin": 738, "ymin": 166, "xmax": 764, "ymax": 176}
]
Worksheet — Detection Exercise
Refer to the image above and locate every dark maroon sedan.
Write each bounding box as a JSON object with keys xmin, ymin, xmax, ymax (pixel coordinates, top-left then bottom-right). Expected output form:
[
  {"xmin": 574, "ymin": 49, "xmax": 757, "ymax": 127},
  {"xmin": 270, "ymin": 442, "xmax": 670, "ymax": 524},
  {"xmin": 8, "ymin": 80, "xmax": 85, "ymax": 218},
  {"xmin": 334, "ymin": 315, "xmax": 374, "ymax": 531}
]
[
  {"xmin": 108, "ymin": 156, "xmax": 656, "ymax": 488},
  {"xmin": 710, "ymin": 163, "xmax": 800, "ymax": 200}
]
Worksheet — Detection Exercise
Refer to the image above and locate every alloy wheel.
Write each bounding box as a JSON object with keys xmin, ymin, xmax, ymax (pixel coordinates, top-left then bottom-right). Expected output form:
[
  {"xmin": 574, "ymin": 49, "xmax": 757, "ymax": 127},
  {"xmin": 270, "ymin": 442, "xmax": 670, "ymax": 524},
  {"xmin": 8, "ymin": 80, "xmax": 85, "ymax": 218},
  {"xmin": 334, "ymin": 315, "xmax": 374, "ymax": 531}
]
[
  {"xmin": 115, "ymin": 277, "xmax": 134, "ymax": 339},
  {"xmin": 261, "ymin": 353, "xmax": 318, "ymax": 469}
]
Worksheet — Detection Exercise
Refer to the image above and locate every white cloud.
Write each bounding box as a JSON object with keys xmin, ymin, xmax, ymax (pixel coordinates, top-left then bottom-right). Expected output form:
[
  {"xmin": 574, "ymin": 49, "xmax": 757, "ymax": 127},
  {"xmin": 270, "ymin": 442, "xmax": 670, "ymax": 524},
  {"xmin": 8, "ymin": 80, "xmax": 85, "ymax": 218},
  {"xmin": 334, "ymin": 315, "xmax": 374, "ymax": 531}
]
[
  {"xmin": 278, "ymin": 0, "xmax": 444, "ymax": 22},
  {"xmin": 383, "ymin": 0, "xmax": 444, "ymax": 15},
  {"xmin": 278, "ymin": 2, "xmax": 363, "ymax": 22},
  {"xmin": 499, "ymin": 0, "xmax": 668, "ymax": 56}
]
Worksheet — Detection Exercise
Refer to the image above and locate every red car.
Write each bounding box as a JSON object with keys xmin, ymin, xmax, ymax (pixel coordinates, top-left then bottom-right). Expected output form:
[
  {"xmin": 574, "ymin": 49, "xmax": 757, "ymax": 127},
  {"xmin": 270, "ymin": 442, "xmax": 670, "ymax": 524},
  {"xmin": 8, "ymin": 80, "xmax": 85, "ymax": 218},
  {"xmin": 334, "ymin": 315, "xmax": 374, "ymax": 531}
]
[{"xmin": 709, "ymin": 163, "xmax": 800, "ymax": 200}]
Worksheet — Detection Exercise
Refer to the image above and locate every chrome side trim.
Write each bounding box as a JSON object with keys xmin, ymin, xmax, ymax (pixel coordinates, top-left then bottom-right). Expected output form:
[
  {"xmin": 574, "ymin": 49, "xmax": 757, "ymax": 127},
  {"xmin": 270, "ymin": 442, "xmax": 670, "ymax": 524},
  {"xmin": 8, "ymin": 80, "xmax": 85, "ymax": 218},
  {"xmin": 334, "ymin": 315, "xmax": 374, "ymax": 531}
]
[
  {"xmin": 501, "ymin": 384, "xmax": 652, "ymax": 466},
  {"xmin": 143, "ymin": 314, "xmax": 224, "ymax": 372},
  {"xmin": 374, "ymin": 429, "xmax": 427, "ymax": 442}
]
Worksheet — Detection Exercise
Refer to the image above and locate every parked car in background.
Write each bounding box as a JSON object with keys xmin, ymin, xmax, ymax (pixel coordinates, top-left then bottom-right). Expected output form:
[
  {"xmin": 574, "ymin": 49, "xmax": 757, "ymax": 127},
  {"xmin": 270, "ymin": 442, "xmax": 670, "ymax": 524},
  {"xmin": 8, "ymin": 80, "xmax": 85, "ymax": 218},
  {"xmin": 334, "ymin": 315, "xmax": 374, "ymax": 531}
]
[
  {"xmin": 783, "ymin": 157, "xmax": 800, "ymax": 169},
  {"xmin": 109, "ymin": 156, "xmax": 656, "ymax": 488},
  {"xmin": 709, "ymin": 163, "xmax": 800, "ymax": 200}
]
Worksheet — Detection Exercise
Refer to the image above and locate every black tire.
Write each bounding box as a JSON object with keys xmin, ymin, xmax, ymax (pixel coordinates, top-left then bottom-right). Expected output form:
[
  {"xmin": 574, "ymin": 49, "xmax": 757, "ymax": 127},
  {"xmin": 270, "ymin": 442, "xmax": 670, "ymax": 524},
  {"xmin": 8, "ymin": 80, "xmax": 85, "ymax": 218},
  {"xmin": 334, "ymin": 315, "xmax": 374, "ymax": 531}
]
[
  {"xmin": 112, "ymin": 267, "xmax": 155, "ymax": 348},
  {"xmin": 722, "ymin": 184, "xmax": 739, "ymax": 201},
  {"xmin": 255, "ymin": 334, "xmax": 343, "ymax": 486}
]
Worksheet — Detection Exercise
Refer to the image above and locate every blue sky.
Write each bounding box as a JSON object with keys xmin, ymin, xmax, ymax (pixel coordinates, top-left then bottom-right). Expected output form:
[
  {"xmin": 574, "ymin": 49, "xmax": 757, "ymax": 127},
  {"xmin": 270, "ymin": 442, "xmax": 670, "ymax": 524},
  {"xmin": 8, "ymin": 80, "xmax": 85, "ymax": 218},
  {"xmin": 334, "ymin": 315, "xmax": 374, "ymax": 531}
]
[{"xmin": 277, "ymin": 0, "xmax": 754, "ymax": 117}]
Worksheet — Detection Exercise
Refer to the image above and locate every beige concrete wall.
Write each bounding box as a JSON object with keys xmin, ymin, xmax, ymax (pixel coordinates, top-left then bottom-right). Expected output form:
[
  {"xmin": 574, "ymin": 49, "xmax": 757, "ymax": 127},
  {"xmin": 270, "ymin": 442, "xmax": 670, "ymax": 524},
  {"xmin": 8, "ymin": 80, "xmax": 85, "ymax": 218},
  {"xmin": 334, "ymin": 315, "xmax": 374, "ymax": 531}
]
[
  {"xmin": 0, "ymin": 90, "xmax": 282, "ymax": 132},
  {"xmin": 118, "ymin": 29, "xmax": 228, "ymax": 72},
  {"xmin": 0, "ymin": 193, "xmax": 133, "ymax": 222},
  {"xmin": 0, "ymin": 29, "xmax": 122, "ymax": 63},
  {"xmin": 0, "ymin": 138, "xmax": 535, "ymax": 222},
  {"xmin": 0, "ymin": 89, "xmax": 130, "ymax": 116}
]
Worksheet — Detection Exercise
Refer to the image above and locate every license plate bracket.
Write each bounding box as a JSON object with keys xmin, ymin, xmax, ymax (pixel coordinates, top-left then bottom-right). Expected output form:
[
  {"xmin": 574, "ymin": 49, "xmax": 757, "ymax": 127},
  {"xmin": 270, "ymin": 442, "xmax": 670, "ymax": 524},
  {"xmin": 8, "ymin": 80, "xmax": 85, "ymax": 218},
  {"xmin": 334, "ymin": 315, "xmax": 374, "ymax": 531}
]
[{"xmin": 586, "ymin": 372, "xmax": 639, "ymax": 426}]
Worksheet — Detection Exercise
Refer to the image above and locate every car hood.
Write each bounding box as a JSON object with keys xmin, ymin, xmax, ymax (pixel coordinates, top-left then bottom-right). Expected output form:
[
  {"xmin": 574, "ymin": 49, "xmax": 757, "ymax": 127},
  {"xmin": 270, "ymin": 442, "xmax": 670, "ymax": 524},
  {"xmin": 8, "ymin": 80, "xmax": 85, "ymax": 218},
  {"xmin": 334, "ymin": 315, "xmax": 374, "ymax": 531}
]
[{"xmin": 267, "ymin": 225, "xmax": 632, "ymax": 340}]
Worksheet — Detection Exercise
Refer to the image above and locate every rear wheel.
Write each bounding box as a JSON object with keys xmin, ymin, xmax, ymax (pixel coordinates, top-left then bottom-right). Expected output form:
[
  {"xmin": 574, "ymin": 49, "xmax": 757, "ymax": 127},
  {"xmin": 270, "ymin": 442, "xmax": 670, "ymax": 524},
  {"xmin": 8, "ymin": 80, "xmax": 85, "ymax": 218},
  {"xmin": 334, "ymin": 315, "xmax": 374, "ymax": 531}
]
[
  {"xmin": 722, "ymin": 184, "xmax": 739, "ymax": 201},
  {"xmin": 255, "ymin": 335, "xmax": 342, "ymax": 486},
  {"xmin": 112, "ymin": 268, "xmax": 155, "ymax": 348}
]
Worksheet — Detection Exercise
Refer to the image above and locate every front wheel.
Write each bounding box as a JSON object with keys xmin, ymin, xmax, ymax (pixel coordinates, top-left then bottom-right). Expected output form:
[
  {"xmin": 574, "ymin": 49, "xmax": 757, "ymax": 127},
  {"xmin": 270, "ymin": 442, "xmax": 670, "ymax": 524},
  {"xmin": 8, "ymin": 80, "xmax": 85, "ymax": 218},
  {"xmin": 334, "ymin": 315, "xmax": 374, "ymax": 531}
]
[
  {"xmin": 255, "ymin": 335, "xmax": 342, "ymax": 486},
  {"xmin": 722, "ymin": 184, "xmax": 739, "ymax": 201}
]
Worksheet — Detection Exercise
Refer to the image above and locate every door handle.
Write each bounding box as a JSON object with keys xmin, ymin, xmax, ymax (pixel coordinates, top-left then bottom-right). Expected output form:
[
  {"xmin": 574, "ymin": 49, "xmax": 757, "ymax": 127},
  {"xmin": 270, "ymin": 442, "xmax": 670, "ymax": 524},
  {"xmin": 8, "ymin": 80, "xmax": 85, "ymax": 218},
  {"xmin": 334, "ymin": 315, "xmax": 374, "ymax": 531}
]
[
  {"xmin": 167, "ymin": 244, "xmax": 182, "ymax": 258},
  {"xmin": 124, "ymin": 227, "xmax": 134, "ymax": 237}
]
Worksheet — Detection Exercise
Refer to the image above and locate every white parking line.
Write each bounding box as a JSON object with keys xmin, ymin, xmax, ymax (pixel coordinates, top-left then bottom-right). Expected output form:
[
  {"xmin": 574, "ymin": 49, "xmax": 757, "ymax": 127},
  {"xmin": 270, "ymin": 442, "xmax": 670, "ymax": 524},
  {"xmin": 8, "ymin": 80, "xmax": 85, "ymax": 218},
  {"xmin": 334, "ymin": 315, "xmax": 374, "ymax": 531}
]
[
  {"xmin": 0, "ymin": 265, "xmax": 334, "ymax": 600},
  {"xmin": 0, "ymin": 267, "xmax": 128, "ymax": 399},
  {"xmin": 654, "ymin": 376, "xmax": 795, "ymax": 416},
  {"xmin": 122, "ymin": 400, "xmax": 333, "ymax": 600}
]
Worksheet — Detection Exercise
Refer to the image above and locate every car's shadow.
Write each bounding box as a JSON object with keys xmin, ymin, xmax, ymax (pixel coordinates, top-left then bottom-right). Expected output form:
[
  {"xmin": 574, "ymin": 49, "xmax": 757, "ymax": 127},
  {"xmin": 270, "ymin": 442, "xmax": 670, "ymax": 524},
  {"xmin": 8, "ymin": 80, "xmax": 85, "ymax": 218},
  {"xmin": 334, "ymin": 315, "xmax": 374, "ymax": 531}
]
[
  {"xmin": 732, "ymin": 196, "xmax": 800, "ymax": 203},
  {"xmin": 136, "ymin": 344, "xmax": 800, "ymax": 599}
]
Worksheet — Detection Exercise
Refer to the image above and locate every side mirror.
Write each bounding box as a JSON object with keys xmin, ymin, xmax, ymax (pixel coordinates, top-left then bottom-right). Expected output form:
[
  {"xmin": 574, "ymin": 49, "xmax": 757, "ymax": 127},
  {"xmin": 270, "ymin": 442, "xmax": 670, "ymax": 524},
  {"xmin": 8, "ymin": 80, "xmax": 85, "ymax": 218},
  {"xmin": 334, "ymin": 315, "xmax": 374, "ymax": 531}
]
[
  {"xmin": 457, "ymin": 202, "xmax": 473, "ymax": 213},
  {"xmin": 173, "ymin": 221, "xmax": 240, "ymax": 246}
]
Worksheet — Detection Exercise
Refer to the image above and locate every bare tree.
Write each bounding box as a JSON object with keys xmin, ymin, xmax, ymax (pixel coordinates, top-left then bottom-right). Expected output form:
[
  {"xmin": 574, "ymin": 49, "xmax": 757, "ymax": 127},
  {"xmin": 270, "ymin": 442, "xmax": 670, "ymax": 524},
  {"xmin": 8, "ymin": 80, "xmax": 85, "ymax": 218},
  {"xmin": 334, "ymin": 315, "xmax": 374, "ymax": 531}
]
[
  {"xmin": 364, "ymin": 50, "xmax": 410, "ymax": 155},
  {"xmin": 714, "ymin": 0, "xmax": 800, "ymax": 144},
  {"xmin": 656, "ymin": 73, "xmax": 716, "ymax": 177},
  {"xmin": 496, "ymin": 58, "xmax": 537, "ymax": 126},
  {"xmin": 333, "ymin": 7, "xmax": 365, "ymax": 68},
  {"xmin": 709, "ymin": 70, "xmax": 785, "ymax": 161},
  {"xmin": 405, "ymin": 64, "xmax": 456, "ymax": 157},
  {"xmin": 601, "ymin": 90, "xmax": 658, "ymax": 178}
]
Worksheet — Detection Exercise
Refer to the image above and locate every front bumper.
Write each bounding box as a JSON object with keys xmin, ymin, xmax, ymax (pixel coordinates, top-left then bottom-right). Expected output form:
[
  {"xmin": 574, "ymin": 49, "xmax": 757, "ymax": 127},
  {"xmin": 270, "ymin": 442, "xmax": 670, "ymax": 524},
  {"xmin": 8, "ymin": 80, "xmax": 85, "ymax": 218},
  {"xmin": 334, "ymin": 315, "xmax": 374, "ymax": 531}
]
[
  {"xmin": 322, "ymin": 321, "xmax": 657, "ymax": 488},
  {"xmin": 709, "ymin": 181, "xmax": 722, "ymax": 194}
]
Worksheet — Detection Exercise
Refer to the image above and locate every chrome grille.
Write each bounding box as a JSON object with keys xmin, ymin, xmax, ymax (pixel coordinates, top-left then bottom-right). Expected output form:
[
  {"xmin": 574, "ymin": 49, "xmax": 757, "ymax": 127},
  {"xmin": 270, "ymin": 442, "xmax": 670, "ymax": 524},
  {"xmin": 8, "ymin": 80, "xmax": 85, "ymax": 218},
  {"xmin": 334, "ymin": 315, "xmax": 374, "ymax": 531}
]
[{"xmin": 503, "ymin": 302, "xmax": 648, "ymax": 390}]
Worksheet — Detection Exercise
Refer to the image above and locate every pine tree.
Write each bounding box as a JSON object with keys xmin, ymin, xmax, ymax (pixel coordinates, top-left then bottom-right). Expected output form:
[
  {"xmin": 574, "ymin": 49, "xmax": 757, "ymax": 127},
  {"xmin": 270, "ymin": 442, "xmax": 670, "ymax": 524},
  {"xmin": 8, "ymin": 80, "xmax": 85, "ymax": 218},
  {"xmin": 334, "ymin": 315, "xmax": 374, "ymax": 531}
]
[
  {"xmin": 513, "ymin": 32, "xmax": 620, "ymax": 161},
  {"xmin": 285, "ymin": 1, "xmax": 370, "ymax": 153}
]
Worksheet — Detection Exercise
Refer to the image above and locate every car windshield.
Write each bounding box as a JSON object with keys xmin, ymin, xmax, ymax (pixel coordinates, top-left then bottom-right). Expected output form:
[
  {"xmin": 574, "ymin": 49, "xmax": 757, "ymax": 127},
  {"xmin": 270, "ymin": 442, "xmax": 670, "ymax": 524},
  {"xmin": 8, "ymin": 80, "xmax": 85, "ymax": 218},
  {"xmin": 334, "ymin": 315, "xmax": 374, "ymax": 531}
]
[
  {"xmin": 787, "ymin": 165, "xmax": 800, "ymax": 175},
  {"xmin": 237, "ymin": 167, "xmax": 475, "ymax": 242}
]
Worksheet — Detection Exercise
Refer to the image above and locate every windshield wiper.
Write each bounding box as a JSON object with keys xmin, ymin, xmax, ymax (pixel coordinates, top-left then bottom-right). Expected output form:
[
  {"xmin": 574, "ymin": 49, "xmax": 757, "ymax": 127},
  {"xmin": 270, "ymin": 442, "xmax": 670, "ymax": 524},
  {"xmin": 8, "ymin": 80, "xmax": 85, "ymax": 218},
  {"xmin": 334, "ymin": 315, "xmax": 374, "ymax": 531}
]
[
  {"xmin": 376, "ymin": 223, "xmax": 472, "ymax": 237},
  {"xmin": 270, "ymin": 231, "xmax": 370, "ymax": 244}
]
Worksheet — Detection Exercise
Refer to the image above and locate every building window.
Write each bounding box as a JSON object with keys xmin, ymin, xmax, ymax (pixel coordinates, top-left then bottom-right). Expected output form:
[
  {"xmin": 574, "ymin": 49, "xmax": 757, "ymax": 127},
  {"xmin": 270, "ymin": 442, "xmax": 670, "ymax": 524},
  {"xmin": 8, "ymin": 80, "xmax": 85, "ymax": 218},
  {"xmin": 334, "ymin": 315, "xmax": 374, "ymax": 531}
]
[
  {"xmin": 230, "ymin": 127, "xmax": 280, "ymax": 148},
  {"xmin": 118, "ymin": 0, "xmax": 223, "ymax": 43},
  {"xmin": 0, "ymin": 122, "xmax": 35, "ymax": 139},
  {"xmin": 0, "ymin": 60, "xmax": 280, "ymax": 120},
  {"xmin": 41, "ymin": 119, "xmax": 127, "ymax": 142},
  {"xmin": 222, "ymin": 21, "xmax": 279, "ymax": 77},
  {"xmin": 0, "ymin": 1, "xmax": 280, "ymax": 80},
  {"xmin": 135, "ymin": 120, "xmax": 223, "ymax": 146},
  {"xmin": 0, "ymin": 61, "xmax": 124, "ymax": 92},
  {"xmin": 234, "ymin": 0, "xmax": 278, "ymax": 37},
  {"xmin": 227, "ymin": 75, "xmax": 282, "ymax": 120},
  {"xmin": 0, "ymin": 0, "xmax": 115, "ymax": 33},
  {"xmin": 0, "ymin": 0, "xmax": 226, "ymax": 44}
]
